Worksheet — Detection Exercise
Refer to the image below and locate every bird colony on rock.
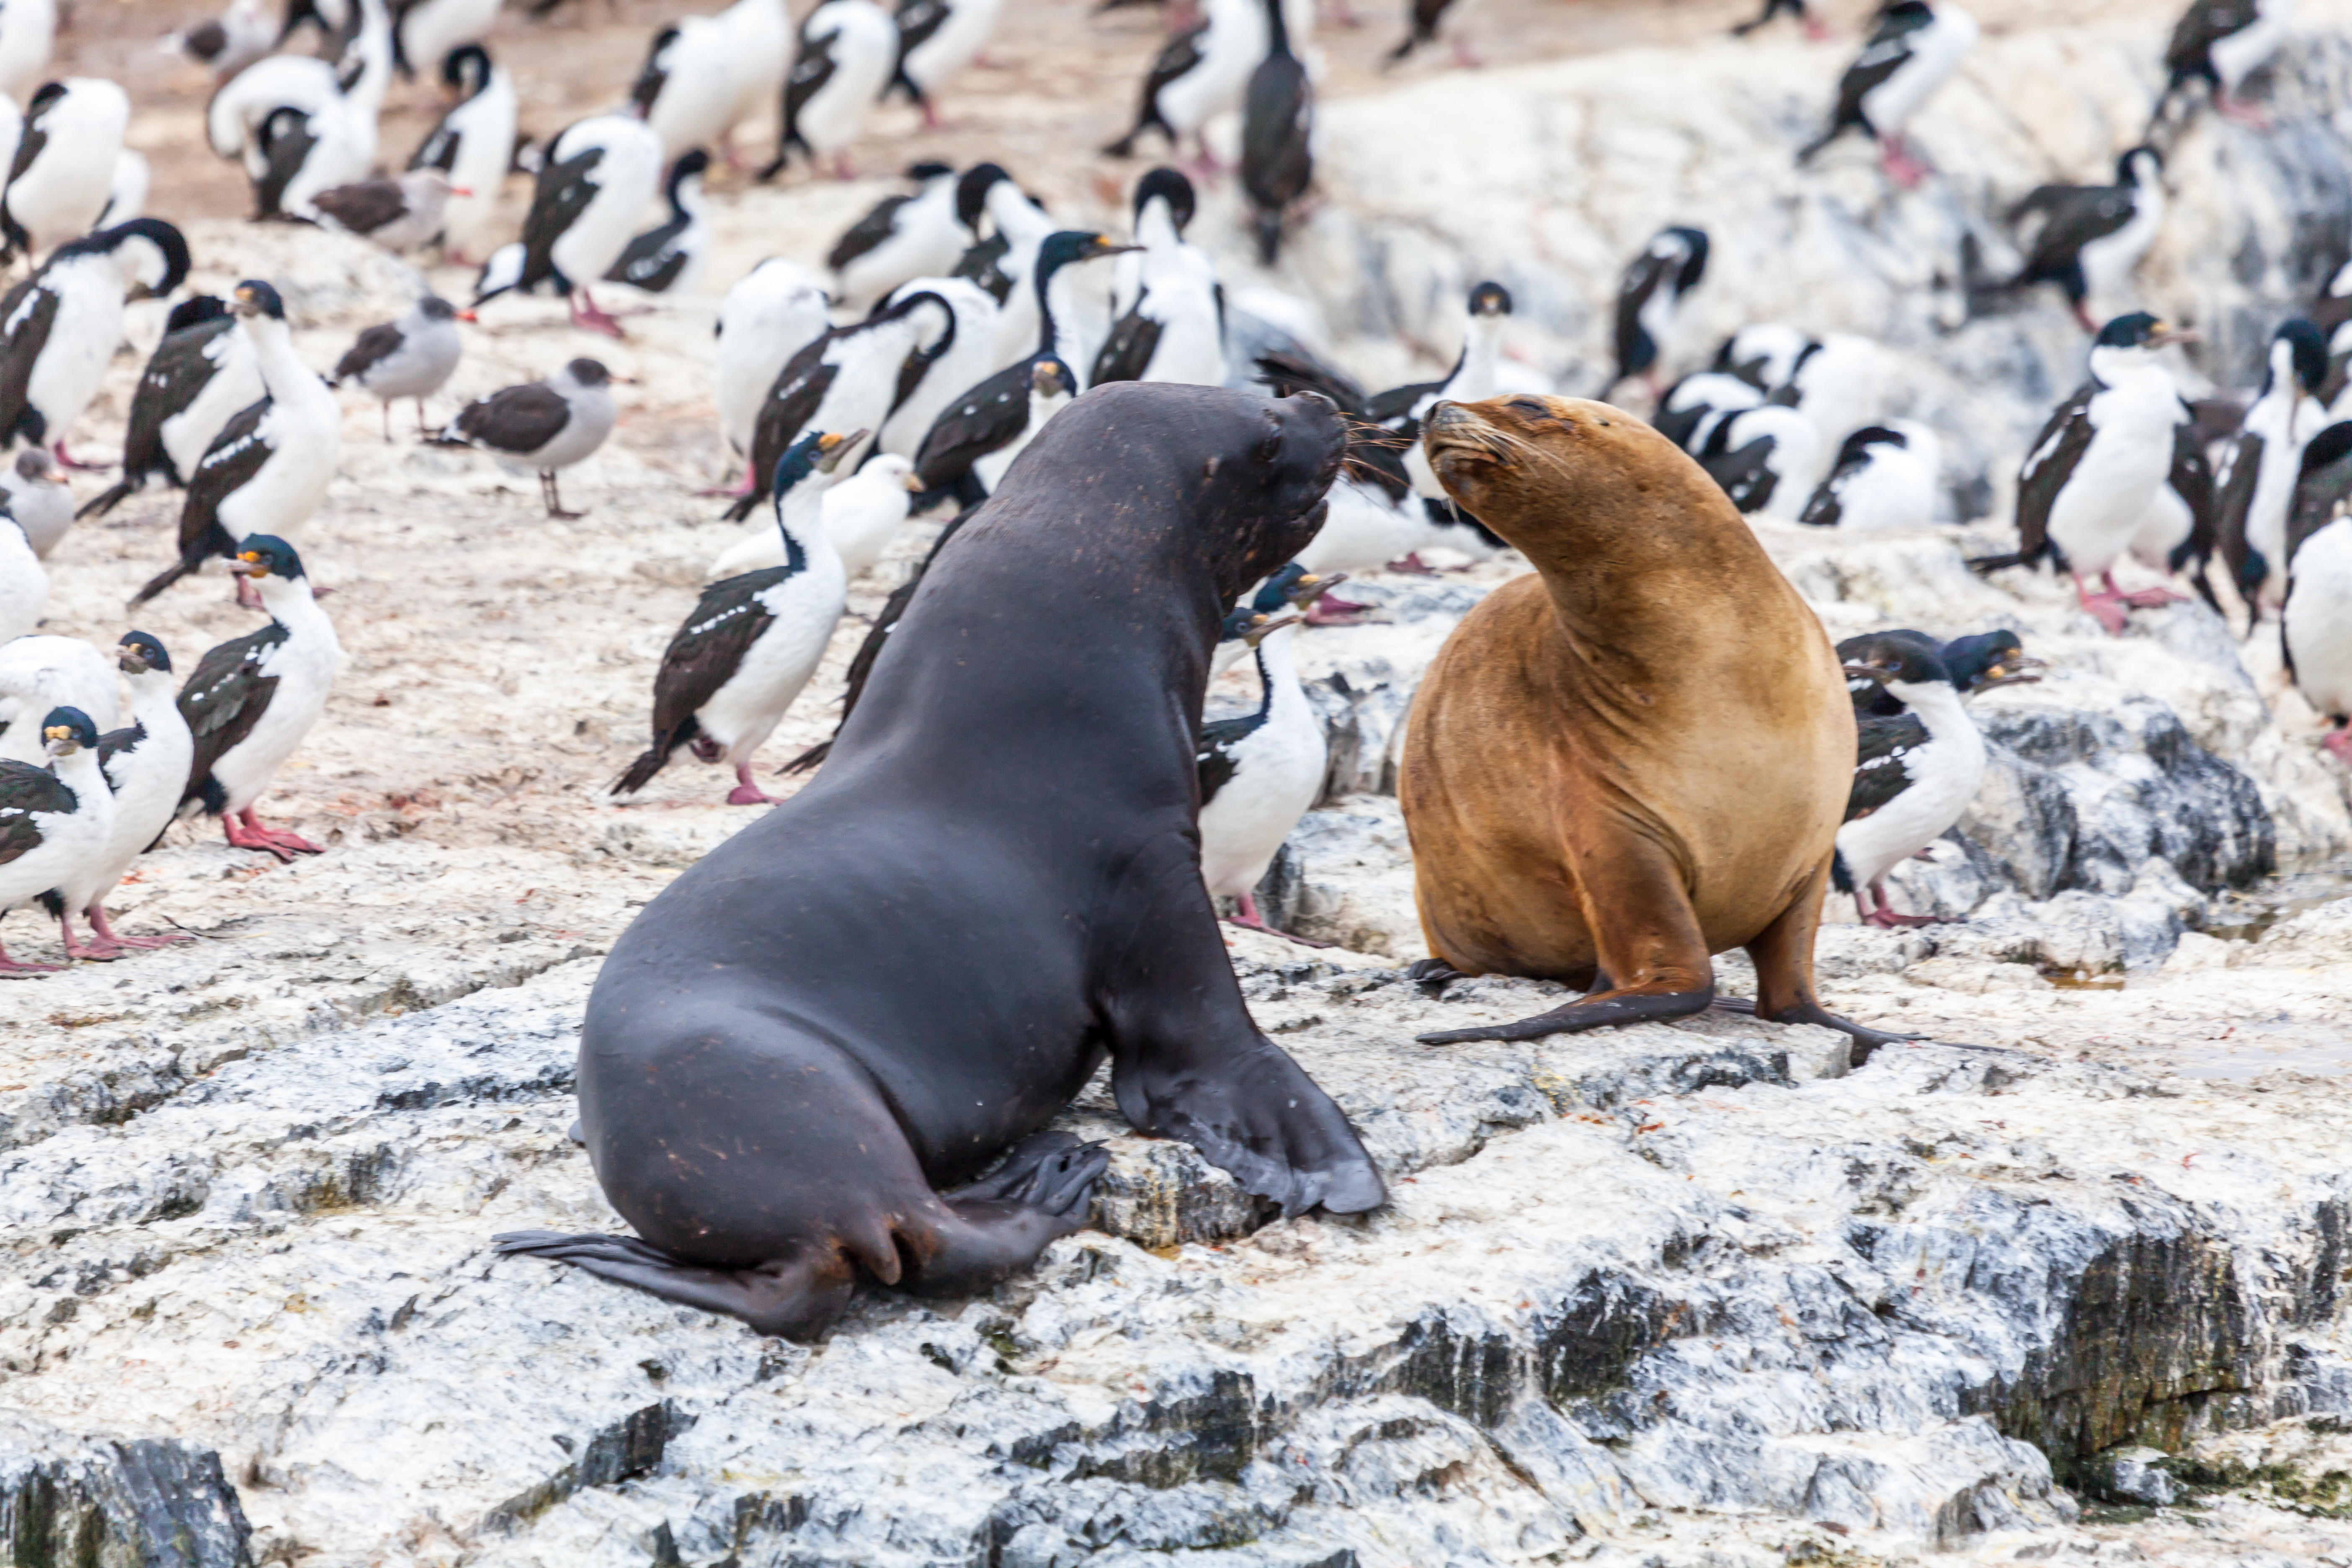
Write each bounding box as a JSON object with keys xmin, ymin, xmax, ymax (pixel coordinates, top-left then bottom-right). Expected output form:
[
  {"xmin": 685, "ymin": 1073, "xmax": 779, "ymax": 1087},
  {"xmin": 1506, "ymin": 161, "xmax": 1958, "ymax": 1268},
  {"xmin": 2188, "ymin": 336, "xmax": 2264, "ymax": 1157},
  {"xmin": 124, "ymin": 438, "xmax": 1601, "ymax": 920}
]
[{"xmin": 0, "ymin": 0, "xmax": 2342, "ymax": 1411}]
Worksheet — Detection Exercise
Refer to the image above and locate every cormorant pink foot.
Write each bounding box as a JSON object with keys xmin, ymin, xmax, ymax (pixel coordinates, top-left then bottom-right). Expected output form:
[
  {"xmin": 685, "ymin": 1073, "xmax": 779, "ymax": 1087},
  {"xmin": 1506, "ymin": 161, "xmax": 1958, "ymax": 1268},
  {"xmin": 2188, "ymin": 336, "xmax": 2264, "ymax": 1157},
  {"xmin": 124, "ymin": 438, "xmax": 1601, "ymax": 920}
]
[
  {"xmin": 1305, "ymin": 594, "xmax": 1373, "ymax": 625},
  {"xmin": 2214, "ymin": 93, "xmax": 2270, "ymax": 129},
  {"xmin": 57, "ymin": 916, "xmax": 125, "ymax": 961},
  {"xmin": 726, "ymin": 764, "xmax": 781, "ymax": 806},
  {"xmin": 567, "ymin": 291, "xmax": 627, "ymax": 339},
  {"xmin": 2072, "ymin": 581, "xmax": 2132, "ymax": 635},
  {"xmin": 1879, "ymin": 139, "xmax": 1929, "ymax": 188},
  {"xmin": 2322, "ymin": 726, "xmax": 2352, "ymax": 765},
  {"xmin": 0, "ymin": 944, "xmax": 61, "ymax": 974}
]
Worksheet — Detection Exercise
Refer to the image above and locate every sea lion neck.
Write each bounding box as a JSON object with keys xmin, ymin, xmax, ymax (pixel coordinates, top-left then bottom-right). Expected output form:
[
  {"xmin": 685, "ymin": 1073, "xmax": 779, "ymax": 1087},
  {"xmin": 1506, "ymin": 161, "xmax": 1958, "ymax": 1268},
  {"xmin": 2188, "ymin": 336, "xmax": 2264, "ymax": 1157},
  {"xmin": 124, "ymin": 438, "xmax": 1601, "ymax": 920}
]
[{"xmin": 1424, "ymin": 395, "xmax": 1782, "ymax": 647}]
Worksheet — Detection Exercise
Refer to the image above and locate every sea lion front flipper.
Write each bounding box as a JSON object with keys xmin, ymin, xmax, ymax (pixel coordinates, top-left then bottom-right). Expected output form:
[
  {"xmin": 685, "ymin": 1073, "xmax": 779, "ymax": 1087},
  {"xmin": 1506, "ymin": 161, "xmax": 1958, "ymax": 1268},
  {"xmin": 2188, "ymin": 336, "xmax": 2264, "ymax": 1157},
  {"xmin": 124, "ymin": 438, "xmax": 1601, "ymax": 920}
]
[
  {"xmin": 491, "ymin": 1230, "xmax": 858, "ymax": 1341},
  {"xmin": 1099, "ymin": 872, "xmax": 1385, "ymax": 1216},
  {"xmin": 1109, "ymin": 1028, "xmax": 1387, "ymax": 1219},
  {"xmin": 1740, "ymin": 862, "xmax": 1915, "ymax": 1064}
]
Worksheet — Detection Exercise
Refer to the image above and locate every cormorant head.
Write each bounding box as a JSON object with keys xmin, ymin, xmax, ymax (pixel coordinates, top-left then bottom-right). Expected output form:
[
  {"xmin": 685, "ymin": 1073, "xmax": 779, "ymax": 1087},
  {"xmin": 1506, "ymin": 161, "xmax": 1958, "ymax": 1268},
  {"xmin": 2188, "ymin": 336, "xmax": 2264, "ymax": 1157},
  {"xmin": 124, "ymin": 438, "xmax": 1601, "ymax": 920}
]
[
  {"xmin": 2273, "ymin": 317, "xmax": 2329, "ymax": 397},
  {"xmin": 118, "ymin": 631, "xmax": 172, "ymax": 676},
  {"xmin": 1134, "ymin": 166, "xmax": 1197, "ymax": 234},
  {"xmin": 441, "ymin": 42, "xmax": 491, "ymax": 96},
  {"xmin": 229, "ymin": 535, "xmax": 306, "ymax": 583},
  {"xmin": 232, "ymin": 279, "xmax": 287, "ymax": 321},
  {"xmin": 39, "ymin": 707, "xmax": 98, "ymax": 758},
  {"xmin": 2116, "ymin": 144, "xmax": 2164, "ymax": 186},
  {"xmin": 954, "ymin": 162, "xmax": 1012, "ymax": 231},
  {"xmin": 1467, "ymin": 281, "xmax": 1513, "ymax": 318},
  {"xmin": 1839, "ymin": 629, "xmax": 1959, "ymax": 699}
]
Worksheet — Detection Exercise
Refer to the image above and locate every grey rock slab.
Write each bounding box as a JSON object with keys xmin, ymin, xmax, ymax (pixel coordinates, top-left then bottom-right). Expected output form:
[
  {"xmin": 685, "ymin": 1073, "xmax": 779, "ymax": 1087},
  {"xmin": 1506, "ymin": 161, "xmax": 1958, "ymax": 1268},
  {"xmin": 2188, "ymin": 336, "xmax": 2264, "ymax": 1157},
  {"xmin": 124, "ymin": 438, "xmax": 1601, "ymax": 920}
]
[{"xmin": 9, "ymin": 945, "xmax": 2352, "ymax": 1565}]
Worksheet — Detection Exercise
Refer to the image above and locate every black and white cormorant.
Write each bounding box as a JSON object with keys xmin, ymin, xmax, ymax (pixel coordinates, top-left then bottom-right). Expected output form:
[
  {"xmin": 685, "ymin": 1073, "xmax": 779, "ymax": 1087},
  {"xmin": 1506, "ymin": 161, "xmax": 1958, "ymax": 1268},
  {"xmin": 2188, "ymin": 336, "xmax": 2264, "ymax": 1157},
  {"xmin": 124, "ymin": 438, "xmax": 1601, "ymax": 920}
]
[
  {"xmin": 135, "ymin": 281, "xmax": 343, "ymax": 608},
  {"xmin": 1797, "ymin": 0, "xmax": 1978, "ymax": 188},
  {"xmin": 1834, "ymin": 631, "xmax": 1986, "ymax": 929},
  {"xmin": 2002, "ymin": 146, "xmax": 2166, "ymax": 333},
  {"xmin": 714, "ymin": 259, "xmax": 832, "ymax": 477},
  {"xmin": 1104, "ymin": 0, "xmax": 1266, "ymax": 168},
  {"xmin": 473, "ymin": 112, "xmax": 664, "ymax": 338},
  {"xmin": 913, "ymin": 230, "xmax": 1132, "ymax": 499},
  {"xmin": 1092, "ymin": 168, "xmax": 1226, "ymax": 389},
  {"xmin": 1199, "ymin": 573, "xmax": 1346, "ymax": 945},
  {"xmin": 175, "ymin": 536, "xmax": 342, "ymax": 861},
  {"xmin": 78, "ymin": 297, "xmax": 261, "ymax": 521},
  {"xmin": 0, "ymin": 219, "xmax": 189, "ymax": 471},
  {"xmin": 0, "ymin": 704, "xmax": 108, "ymax": 972},
  {"xmin": 0, "ymin": 77, "xmax": 131, "ymax": 263},
  {"xmin": 1967, "ymin": 312, "xmax": 2196, "ymax": 634},
  {"xmin": 724, "ymin": 289, "xmax": 955, "ymax": 518},
  {"xmin": 615, "ymin": 431, "xmax": 858, "ymax": 805},
  {"xmin": 1799, "ymin": 422, "xmax": 1942, "ymax": 531},
  {"xmin": 2283, "ymin": 453, "xmax": 2352, "ymax": 766},
  {"xmin": 604, "ymin": 151, "xmax": 711, "ymax": 299},
  {"xmin": 828, "ymin": 162, "xmax": 967, "ymax": 317},
  {"xmin": 43, "ymin": 632, "xmax": 194, "ymax": 957},
  {"xmin": 2156, "ymin": 0, "xmax": 2293, "ymax": 128},
  {"xmin": 1611, "ymin": 226, "xmax": 1709, "ymax": 396},
  {"xmin": 889, "ymin": 0, "xmax": 1006, "ymax": 128},
  {"xmin": 1847, "ymin": 628, "xmax": 2044, "ymax": 718},
  {"xmin": 2215, "ymin": 317, "xmax": 2328, "ymax": 616},
  {"xmin": 1240, "ymin": 0, "xmax": 1313, "ymax": 266},
  {"xmin": 763, "ymin": 0, "xmax": 897, "ymax": 181}
]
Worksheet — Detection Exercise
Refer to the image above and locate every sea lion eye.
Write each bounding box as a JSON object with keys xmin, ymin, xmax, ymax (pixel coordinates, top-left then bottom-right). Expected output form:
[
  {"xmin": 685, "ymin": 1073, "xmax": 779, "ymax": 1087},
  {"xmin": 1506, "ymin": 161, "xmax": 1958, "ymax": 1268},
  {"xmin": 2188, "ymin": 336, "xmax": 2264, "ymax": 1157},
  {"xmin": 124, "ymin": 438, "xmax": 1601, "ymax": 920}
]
[{"xmin": 1509, "ymin": 397, "xmax": 1550, "ymax": 418}]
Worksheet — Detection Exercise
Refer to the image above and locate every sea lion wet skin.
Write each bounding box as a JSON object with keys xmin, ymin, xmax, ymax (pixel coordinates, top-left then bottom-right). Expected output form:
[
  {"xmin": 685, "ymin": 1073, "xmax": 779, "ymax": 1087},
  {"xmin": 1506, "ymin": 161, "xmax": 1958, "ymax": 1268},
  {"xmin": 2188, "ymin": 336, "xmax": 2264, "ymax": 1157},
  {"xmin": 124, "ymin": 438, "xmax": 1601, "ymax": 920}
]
[
  {"xmin": 498, "ymin": 382, "xmax": 1383, "ymax": 1339},
  {"xmin": 1398, "ymin": 394, "xmax": 1901, "ymax": 1051}
]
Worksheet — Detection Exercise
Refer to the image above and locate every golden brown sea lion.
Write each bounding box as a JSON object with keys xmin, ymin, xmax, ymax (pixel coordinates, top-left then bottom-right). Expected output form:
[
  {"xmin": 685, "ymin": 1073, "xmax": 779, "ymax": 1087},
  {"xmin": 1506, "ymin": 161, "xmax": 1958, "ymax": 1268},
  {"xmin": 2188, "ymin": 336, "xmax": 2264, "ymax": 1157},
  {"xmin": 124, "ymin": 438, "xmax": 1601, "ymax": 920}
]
[{"xmin": 1399, "ymin": 394, "xmax": 1898, "ymax": 1050}]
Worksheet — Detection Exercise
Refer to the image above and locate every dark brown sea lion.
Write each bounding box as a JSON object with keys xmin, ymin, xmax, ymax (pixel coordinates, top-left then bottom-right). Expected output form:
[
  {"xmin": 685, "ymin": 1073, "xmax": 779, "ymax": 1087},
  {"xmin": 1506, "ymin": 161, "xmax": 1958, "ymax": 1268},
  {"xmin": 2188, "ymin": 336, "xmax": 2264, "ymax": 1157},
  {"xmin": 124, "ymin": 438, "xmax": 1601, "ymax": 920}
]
[
  {"xmin": 496, "ymin": 382, "xmax": 1385, "ymax": 1340},
  {"xmin": 1398, "ymin": 394, "xmax": 1897, "ymax": 1050}
]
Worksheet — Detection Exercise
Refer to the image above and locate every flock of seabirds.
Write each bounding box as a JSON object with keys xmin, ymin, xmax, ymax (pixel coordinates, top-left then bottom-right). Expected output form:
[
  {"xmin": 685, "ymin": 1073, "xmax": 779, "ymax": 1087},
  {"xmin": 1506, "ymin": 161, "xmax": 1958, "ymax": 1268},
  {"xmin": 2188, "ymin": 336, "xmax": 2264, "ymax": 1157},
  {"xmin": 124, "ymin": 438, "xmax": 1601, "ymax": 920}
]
[{"xmin": 0, "ymin": 0, "xmax": 2339, "ymax": 995}]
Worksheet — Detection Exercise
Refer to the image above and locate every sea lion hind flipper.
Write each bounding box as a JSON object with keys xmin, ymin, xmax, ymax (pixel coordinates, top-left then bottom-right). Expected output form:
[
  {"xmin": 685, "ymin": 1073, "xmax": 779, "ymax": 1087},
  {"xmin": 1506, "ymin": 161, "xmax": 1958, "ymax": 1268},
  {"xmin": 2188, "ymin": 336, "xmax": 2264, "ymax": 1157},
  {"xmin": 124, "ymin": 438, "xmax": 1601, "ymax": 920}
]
[
  {"xmin": 941, "ymin": 1129, "xmax": 1096, "ymax": 1205},
  {"xmin": 490, "ymin": 1230, "xmax": 859, "ymax": 1341},
  {"xmin": 1110, "ymin": 1034, "xmax": 1386, "ymax": 1220},
  {"xmin": 1751, "ymin": 1001, "xmax": 1919, "ymax": 1065},
  {"xmin": 905, "ymin": 1135, "xmax": 1113, "ymax": 1297},
  {"xmin": 1415, "ymin": 984, "xmax": 1714, "ymax": 1047}
]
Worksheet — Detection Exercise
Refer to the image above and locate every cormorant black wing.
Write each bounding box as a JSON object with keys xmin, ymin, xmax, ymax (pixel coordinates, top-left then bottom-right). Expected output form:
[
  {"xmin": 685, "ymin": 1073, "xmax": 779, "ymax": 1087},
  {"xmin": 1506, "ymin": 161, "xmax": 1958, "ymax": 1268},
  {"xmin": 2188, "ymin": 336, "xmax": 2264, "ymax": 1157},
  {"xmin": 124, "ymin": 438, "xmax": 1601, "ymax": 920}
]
[
  {"xmin": 1090, "ymin": 298, "xmax": 1162, "ymax": 387},
  {"xmin": 1846, "ymin": 712, "xmax": 1928, "ymax": 823},
  {"xmin": 177, "ymin": 397, "xmax": 273, "ymax": 562},
  {"xmin": 2012, "ymin": 379, "xmax": 2099, "ymax": 566},
  {"xmin": 828, "ymin": 193, "xmax": 911, "ymax": 273},
  {"xmin": 0, "ymin": 278, "xmax": 57, "ymax": 449},
  {"xmin": 1197, "ymin": 712, "xmax": 1266, "ymax": 807},
  {"xmin": 727, "ymin": 340, "xmax": 841, "ymax": 520},
  {"xmin": 784, "ymin": 28, "xmax": 840, "ymax": 150},
  {"xmin": 522, "ymin": 143, "xmax": 606, "ymax": 283},
  {"xmin": 178, "ymin": 623, "xmax": 289, "ymax": 808},
  {"xmin": 649, "ymin": 570, "xmax": 787, "ymax": 740},
  {"xmin": 914, "ymin": 359, "xmax": 1029, "ymax": 488},
  {"xmin": 951, "ymin": 232, "xmax": 1014, "ymax": 302},
  {"xmin": 607, "ymin": 214, "xmax": 691, "ymax": 291},
  {"xmin": 0, "ymin": 757, "xmax": 73, "ymax": 867}
]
